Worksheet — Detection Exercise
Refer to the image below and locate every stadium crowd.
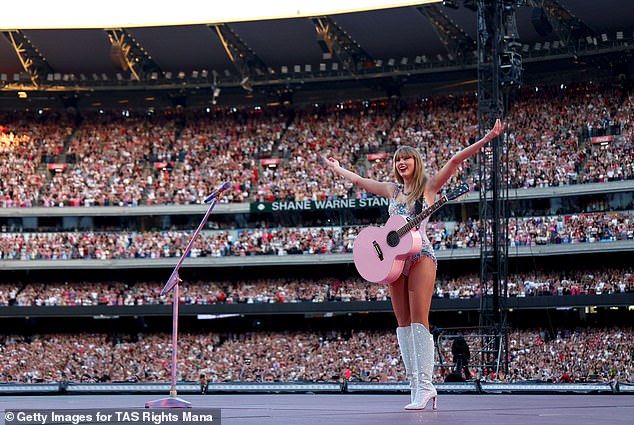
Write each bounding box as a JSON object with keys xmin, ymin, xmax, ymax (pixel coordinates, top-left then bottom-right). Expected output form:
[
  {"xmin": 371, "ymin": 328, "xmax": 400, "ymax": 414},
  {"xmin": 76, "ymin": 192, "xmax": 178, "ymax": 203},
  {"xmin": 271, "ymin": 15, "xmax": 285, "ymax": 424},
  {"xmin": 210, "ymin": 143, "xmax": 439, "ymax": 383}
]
[
  {"xmin": 1, "ymin": 78, "xmax": 631, "ymax": 395},
  {"xmin": 0, "ymin": 210, "xmax": 632, "ymax": 261},
  {"xmin": 0, "ymin": 82, "xmax": 632, "ymax": 208},
  {"xmin": 0, "ymin": 266, "xmax": 630, "ymax": 307},
  {"xmin": 0, "ymin": 327, "xmax": 631, "ymax": 384},
  {"xmin": 0, "ymin": 112, "xmax": 74, "ymax": 208},
  {"xmin": 42, "ymin": 113, "xmax": 179, "ymax": 207}
]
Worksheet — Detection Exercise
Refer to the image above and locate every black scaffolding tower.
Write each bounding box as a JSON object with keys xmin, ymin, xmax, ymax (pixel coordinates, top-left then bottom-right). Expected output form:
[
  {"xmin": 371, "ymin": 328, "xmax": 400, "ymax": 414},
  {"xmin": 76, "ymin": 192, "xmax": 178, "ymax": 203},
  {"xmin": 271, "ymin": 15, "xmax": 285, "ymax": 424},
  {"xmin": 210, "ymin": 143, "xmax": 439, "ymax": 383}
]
[{"xmin": 476, "ymin": 0, "xmax": 522, "ymax": 378}]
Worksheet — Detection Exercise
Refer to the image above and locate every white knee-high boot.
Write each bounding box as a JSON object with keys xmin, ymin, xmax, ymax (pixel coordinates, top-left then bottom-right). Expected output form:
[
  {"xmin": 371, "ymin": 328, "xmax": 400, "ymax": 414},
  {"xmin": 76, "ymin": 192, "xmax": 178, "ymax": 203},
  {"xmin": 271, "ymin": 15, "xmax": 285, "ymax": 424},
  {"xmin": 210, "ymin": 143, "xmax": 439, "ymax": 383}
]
[
  {"xmin": 396, "ymin": 326, "xmax": 417, "ymax": 407},
  {"xmin": 405, "ymin": 322, "xmax": 437, "ymax": 410}
]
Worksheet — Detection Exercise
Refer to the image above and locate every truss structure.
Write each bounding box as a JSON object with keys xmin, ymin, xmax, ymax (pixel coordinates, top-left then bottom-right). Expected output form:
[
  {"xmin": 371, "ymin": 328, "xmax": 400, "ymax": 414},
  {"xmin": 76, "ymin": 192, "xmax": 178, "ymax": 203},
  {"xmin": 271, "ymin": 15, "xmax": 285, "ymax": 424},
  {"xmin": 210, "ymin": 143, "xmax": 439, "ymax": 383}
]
[
  {"xmin": 311, "ymin": 17, "xmax": 373, "ymax": 74},
  {"xmin": 476, "ymin": 0, "xmax": 512, "ymax": 377},
  {"xmin": 106, "ymin": 29, "xmax": 163, "ymax": 81},
  {"xmin": 211, "ymin": 23, "xmax": 269, "ymax": 89},
  {"xmin": 2, "ymin": 30, "xmax": 54, "ymax": 88},
  {"xmin": 417, "ymin": 5, "xmax": 476, "ymax": 62},
  {"xmin": 528, "ymin": 0, "xmax": 595, "ymax": 46}
]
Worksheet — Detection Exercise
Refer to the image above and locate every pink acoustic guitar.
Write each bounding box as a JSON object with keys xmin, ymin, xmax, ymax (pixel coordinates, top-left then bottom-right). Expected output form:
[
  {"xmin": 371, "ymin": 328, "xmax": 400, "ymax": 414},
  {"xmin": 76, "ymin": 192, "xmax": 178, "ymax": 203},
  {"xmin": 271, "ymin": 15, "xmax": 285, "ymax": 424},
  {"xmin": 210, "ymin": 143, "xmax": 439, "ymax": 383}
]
[{"xmin": 353, "ymin": 183, "xmax": 470, "ymax": 284}]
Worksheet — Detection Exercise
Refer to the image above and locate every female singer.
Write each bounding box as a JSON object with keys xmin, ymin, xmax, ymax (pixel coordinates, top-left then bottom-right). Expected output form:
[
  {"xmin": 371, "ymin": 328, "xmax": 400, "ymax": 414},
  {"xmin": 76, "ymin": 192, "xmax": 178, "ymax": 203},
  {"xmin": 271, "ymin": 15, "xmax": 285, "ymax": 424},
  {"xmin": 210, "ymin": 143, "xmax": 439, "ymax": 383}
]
[{"xmin": 323, "ymin": 118, "xmax": 504, "ymax": 410}]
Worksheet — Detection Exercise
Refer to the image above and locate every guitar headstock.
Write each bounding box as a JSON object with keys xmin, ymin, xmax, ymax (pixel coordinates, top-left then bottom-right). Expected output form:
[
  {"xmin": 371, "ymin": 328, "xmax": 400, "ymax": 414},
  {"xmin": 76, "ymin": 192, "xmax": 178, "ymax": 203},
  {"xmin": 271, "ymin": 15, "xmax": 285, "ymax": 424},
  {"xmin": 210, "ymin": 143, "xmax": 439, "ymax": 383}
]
[{"xmin": 445, "ymin": 183, "xmax": 470, "ymax": 201}]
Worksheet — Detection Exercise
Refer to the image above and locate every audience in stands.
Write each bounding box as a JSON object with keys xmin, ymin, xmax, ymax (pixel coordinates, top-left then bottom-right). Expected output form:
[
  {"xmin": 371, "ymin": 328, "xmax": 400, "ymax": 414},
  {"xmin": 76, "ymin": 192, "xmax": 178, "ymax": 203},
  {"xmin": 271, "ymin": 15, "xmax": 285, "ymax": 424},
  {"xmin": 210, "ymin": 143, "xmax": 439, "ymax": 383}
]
[
  {"xmin": 0, "ymin": 327, "xmax": 631, "ymax": 384},
  {"xmin": 0, "ymin": 80, "xmax": 631, "ymax": 394},
  {"xmin": 1, "ymin": 81, "xmax": 632, "ymax": 207},
  {"xmin": 1, "ymin": 211, "xmax": 632, "ymax": 261},
  {"xmin": 1, "ymin": 266, "xmax": 630, "ymax": 307}
]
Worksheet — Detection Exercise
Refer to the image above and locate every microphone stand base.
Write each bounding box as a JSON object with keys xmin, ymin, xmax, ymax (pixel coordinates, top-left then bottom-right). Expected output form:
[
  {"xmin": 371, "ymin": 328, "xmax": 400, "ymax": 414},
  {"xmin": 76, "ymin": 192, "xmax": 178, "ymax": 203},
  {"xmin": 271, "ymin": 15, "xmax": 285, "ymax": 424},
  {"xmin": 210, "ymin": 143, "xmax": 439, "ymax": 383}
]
[{"xmin": 145, "ymin": 396, "xmax": 192, "ymax": 408}]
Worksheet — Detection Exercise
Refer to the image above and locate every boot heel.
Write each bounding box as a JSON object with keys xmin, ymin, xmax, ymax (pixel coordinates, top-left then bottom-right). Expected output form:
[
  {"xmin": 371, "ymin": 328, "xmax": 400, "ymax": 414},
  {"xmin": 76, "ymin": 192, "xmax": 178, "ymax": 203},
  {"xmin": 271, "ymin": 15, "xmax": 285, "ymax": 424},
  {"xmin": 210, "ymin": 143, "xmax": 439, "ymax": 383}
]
[{"xmin": 431, "ymin": 396, "xmax": 437, "ymax": 410}]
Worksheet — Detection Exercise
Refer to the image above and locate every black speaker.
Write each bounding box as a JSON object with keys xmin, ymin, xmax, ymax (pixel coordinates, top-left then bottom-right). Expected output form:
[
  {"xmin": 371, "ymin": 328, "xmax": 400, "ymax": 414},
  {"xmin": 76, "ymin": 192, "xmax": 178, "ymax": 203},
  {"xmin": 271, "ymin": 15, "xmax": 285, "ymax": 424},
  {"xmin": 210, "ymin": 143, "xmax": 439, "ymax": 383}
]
[{"xmin": 531, "ymin": 7, "xmax": 553, "ymax": 37}]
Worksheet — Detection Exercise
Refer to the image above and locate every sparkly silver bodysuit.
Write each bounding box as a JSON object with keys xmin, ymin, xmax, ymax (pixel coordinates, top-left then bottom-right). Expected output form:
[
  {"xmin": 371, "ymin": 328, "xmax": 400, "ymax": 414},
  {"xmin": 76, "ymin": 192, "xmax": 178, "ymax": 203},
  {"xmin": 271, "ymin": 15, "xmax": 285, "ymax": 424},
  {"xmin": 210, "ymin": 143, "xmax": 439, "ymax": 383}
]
[{"xmin": 387, "ymin": 184, "xmax": 437, "ymax": 274}]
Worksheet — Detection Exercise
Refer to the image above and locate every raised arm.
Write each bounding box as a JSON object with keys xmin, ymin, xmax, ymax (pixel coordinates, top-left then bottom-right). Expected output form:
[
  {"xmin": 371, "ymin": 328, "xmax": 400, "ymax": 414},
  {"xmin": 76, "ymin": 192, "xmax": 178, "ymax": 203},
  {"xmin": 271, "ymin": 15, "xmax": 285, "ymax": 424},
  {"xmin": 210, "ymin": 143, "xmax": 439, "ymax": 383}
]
[
  {"xmin": 427, "ymin": 118, "xmax": 505, "ymax": 194},
  {"xmin": 322, "ymin": 155, "xmax": 394, "ymax": 198}
]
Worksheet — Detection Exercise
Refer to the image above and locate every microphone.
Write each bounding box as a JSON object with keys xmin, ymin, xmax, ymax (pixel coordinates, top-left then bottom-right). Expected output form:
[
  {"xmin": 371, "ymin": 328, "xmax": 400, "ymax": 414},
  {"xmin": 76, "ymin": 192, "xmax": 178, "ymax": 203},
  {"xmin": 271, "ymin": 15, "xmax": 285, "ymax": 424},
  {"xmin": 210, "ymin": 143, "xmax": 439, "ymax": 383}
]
[{"xmin": 204, "ymin": 181, "xmax": 231, "ymax": 203}]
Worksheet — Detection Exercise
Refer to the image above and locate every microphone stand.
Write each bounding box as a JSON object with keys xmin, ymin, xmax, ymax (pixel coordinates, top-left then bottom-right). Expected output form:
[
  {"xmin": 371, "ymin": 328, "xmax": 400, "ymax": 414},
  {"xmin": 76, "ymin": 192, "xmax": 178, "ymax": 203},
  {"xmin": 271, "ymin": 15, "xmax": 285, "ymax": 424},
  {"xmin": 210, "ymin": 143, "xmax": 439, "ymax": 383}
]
[{"xmin": 145, "ymin": 196, "xmax": 221, "ymax": 408}]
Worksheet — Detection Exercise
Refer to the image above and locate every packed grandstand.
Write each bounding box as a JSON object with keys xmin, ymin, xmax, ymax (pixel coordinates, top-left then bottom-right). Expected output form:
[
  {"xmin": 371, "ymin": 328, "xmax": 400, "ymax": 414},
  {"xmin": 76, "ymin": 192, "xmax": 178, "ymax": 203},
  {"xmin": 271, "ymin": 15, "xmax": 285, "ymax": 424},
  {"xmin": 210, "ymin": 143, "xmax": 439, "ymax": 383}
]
[{"xmin": 0, "ymin": 64, "xmax": 632, "ymax": 388}]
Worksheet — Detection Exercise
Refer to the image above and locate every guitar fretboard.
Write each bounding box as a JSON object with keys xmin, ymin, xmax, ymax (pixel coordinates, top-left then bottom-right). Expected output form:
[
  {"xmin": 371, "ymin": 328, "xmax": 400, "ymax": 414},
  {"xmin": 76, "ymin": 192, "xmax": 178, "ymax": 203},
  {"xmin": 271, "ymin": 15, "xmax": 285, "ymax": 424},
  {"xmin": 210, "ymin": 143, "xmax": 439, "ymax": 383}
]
[{"xmin": 397, "ymin": 196, "xmax": 448, "ymax": 236}]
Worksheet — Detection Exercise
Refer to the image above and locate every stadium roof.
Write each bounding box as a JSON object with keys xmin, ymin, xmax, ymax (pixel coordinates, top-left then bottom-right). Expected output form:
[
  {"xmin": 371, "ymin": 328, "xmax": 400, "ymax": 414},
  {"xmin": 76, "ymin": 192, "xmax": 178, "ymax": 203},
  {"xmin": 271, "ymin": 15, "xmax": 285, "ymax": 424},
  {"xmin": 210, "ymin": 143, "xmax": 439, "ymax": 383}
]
[
  {"xmin": 0, "ymin": 0, "xmax": 632, "ymax": 108},
  {"xmin": 0, "ymin": 1, "xmax": 441, "ymax": 29}
]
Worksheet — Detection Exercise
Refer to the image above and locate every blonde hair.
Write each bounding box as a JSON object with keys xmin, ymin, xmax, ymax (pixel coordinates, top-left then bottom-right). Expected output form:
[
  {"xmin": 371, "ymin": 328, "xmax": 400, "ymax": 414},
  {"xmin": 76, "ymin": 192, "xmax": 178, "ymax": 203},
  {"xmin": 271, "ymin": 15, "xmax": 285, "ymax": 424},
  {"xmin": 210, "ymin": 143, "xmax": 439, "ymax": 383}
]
[{"xmin": 392, "ymin": 146, "xmax": 427, "ymax": 205}]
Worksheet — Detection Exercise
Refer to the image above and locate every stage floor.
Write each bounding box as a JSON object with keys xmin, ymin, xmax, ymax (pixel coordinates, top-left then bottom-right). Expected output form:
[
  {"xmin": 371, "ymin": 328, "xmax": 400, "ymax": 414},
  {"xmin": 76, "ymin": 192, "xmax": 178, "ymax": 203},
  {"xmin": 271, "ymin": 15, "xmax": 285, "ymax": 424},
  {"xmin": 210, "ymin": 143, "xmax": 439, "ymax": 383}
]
[{"xmin": 1, "ymin": 394, "xmax": 633, "ymax": 425}]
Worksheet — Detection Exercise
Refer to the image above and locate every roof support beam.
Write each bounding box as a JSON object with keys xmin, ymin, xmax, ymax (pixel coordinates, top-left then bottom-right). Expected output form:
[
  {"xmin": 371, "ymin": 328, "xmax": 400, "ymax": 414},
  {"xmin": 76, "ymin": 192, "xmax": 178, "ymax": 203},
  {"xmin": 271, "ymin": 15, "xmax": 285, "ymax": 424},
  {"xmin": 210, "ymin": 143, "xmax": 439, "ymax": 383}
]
[
  {"xmin": 210, "ymin": 24, "xmax": 268, "ymax": 90},
  {"xmin": 106, "ymin": 29, "xmax": 162, "ymax": 81},
  {"xmin": 527, "ymin": 0, "xmax": 595, "ymax": 46},
  {"xmin": 311, "ymin": 17, "xmax": 373, "ymax": 74},
  {"xmin": 416, "ymin": 5, "xmax": 476, "ymax": 62},
  {"xmin": 2, "ymin": 30, "xmax": 54, "ymax": 88}
]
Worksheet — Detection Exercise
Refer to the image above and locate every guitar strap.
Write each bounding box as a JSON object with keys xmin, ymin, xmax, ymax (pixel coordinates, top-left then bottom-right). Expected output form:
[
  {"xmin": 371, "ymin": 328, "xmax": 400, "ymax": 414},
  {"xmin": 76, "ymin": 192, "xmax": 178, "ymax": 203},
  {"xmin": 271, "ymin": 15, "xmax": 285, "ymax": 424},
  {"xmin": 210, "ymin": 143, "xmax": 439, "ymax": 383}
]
[
  {"xmin": 399, "ymin": 185, "xmax": 423, "ymax": 229},
  {"xmin": 414, "ymin": 197, "xmax": 424, "ymax": 216},
  {"xmin": 414, "ymin": 197, "xmax": 424, "ymax": 229}
]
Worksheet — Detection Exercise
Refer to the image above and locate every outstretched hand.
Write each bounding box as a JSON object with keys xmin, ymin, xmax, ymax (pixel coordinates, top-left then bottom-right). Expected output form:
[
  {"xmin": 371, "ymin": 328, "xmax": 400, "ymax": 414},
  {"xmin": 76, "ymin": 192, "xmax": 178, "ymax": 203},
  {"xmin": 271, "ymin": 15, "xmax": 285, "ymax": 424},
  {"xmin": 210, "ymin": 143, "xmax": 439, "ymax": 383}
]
[
  {"xmin": 322, "ymin": 155, "xmax": 340, "ymax": 169},
  {"xmin": 485, "ymin": 118, "xmax": 505, "ymax": 141}
]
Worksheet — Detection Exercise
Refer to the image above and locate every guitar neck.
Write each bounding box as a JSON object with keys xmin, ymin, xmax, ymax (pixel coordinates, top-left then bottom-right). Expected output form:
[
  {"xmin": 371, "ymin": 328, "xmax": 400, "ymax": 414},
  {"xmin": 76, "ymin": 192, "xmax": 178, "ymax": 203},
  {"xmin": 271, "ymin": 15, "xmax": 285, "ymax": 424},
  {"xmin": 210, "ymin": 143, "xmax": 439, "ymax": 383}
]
[{"xmin": 397, "ymin": 196, "xmax": 448, "ymax": 236}]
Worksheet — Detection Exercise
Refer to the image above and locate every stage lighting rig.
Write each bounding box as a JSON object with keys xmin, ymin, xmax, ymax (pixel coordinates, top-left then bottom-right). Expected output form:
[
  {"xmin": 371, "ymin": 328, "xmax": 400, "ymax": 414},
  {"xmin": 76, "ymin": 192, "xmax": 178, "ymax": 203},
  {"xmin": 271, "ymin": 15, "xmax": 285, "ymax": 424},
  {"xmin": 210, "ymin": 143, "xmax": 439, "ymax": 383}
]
[{"xmin": 500, "ymin": 50, "xmax": 522, "ymax": 86}]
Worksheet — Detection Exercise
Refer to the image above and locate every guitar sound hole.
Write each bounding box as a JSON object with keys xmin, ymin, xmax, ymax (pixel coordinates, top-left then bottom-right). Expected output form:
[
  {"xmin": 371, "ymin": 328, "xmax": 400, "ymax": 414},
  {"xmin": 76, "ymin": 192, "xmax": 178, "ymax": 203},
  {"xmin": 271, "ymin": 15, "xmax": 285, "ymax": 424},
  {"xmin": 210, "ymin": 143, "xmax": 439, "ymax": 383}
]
[{"xmin": 386, "ymin": 231, "xmax": 400, "ymax": 247}]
